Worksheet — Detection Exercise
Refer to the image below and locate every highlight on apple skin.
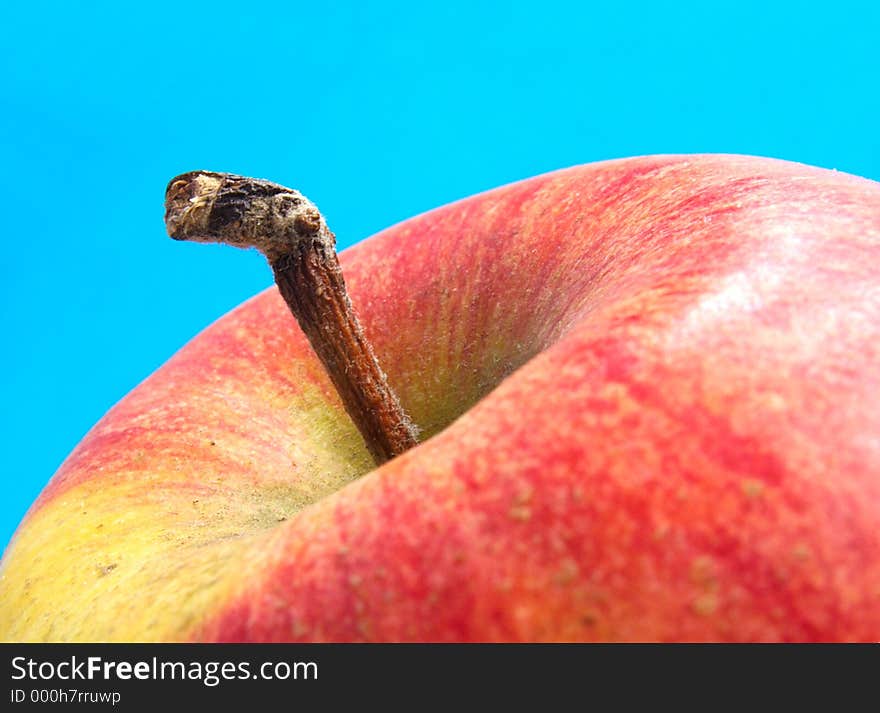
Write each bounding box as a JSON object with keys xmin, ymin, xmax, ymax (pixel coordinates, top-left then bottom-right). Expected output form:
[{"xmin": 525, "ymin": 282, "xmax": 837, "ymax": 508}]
[{"xmin": 1, "ymin": 154, "xmax": 878, "ymax": 642}]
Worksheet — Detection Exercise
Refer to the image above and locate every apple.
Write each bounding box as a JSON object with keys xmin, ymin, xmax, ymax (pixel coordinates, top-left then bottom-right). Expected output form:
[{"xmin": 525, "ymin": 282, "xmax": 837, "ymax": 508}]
[{"xmin": 1, "ymin": 154, "xmax": 879, "ymax": 642}]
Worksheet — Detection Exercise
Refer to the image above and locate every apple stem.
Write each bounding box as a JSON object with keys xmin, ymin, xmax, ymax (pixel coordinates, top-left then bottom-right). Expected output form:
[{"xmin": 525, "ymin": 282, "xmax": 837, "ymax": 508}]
[{"xmin": 163, "ymin": 171, "xmax": 419, "ymax": 465}]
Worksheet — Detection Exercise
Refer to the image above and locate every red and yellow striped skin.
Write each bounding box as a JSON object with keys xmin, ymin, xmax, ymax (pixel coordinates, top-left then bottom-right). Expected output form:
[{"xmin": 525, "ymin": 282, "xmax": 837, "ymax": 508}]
[{"xmin": 2, "ymin": 155, "xmax": 879, "ymax": 641}]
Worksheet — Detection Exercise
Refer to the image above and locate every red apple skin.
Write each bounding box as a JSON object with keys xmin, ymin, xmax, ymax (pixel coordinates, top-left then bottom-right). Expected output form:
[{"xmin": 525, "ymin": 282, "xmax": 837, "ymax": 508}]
[{"xmin": 2, "ymin": 154, "xmax": 879, "ymax": 642}]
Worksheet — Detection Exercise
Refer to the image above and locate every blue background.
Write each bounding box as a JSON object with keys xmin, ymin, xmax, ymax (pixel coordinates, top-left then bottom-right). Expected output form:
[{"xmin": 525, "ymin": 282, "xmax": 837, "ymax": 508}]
[{"xmin": 2, "ymin": 1, "xmax": 878, "ymax": 550}]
